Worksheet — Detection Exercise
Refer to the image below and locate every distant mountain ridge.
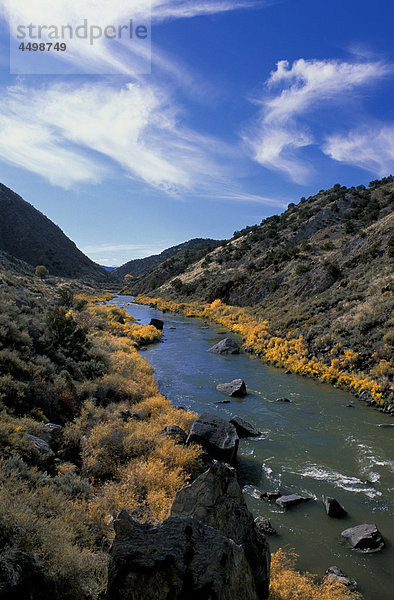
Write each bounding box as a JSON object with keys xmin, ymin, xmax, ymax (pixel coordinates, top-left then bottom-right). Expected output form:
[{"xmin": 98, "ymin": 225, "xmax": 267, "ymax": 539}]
[
  {"xmin": 112, "ymin": 238, "xmax": 221, "ymax": 279},
  {"xmin": 0, "ymin": 183, "xmax": 108, "ymax": 281}
]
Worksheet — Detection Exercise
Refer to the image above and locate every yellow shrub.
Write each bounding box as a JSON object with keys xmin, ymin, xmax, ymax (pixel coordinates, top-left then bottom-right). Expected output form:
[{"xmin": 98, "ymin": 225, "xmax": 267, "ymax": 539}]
[
  {"xmin": 270, "ymin": 549, "xmax": 361, "ymax": 600},
  {"xmin": 136, "ymin": 295, "xmax": 389, "ymax": 404}
]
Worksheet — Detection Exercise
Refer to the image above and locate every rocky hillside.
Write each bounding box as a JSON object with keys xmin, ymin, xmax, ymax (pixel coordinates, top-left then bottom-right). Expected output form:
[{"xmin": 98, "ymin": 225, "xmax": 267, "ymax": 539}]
[
  {"xmin": 131, "ymin": 177, "xmax": 394, "ymax": 382},
  {"xmin": 0, "ymin": 183, "xmax": 108, "ymax": 281},
  {"xmin": 112, "ymin": 238, "xmax": 221, "ymax": 280}
]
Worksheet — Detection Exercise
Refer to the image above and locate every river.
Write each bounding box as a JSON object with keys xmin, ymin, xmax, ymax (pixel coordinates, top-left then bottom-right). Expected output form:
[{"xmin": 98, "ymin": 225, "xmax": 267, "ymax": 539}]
[{"xmin": 110, "ymin": 296, "xmax": 393, "ymax": 600}]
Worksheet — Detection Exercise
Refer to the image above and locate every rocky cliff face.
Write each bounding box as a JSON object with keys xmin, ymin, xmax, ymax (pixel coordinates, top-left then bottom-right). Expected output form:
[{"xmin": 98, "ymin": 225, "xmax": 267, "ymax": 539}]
[{"xmin": 107, "ymin": 462, "xmax": 270, "ymax": 600}]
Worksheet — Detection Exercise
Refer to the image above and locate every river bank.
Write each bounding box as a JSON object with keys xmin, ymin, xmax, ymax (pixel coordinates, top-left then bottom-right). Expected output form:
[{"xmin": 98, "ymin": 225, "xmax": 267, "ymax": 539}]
[{"xmin": 133, "ymin": 295, "xmax": 393, "ymax": 410}]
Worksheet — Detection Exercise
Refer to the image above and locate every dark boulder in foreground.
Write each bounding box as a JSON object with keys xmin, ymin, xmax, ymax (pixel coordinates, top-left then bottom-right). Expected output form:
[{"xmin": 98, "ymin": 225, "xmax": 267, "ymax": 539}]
[
  {"xmin": 107, "ymin": 511, "xmax": 258, "ymax": 600},
  {"xmin": 340, "ymin": 524, "xmax": 384, "ymax": 552},
  {"xmin": 187, "ymin": 412, "xmax": 239, "ymax": 463},
  {"xmin": 254, "ymin": 516, "xmax": 277, "ymax": 537},
  {"xmin": 323, "ymin": 496, "xmax": 347, "ymax": 518},
  {"xmin": 161, "ymin": 425, "xmax": 187, "ymax": 445},
  {"xmin": 149, "ymin": 318, "xmax": 164, "ymax": 330},
  {"xmin": 324, "ymin": 566, "xmax": 357, "ymax": 590},
  {"xmin": 217, "ymin": 379, "xmax": 247, "ymax": 397},
  {"xmin": 171, "ymin": 462, "xmax": 270, "ymax": 599},
  {"xmin": 229, "ymin": 416, "xmax": 260, "ymax": 438},
  {"xmin": 276, "ymin": 494, "xmax": 311, "ymax": 509},
  {"xmin": 208, "ymin": 338, "xmax": 240, "ymax": 355}
]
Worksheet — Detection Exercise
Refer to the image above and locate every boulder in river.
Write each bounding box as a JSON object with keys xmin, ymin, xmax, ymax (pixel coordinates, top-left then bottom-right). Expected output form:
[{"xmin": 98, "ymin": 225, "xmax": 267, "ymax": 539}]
[
  {"xmin": 261, "ymin": 490, "xmax": 281, "ymax": 501},
  {"xmin": 276, "ymin": 397, "xmax": 291, "ymax": 403},
  {"xmin": 171, "ymin": 461, "xmax": 270, "ymax": 599},
  {"xmin": 340, "ymin": 524, "xmax": 384, "ymax": 552},
  {"xmin": 276, "ymin": 494, "xmax": 311, "ymax": 509},
  {"xmin": 229, "ymin": 416, "xmax": 260, "ymax": 438},
  {"xmin": 323, "ymin": 496, "xmax": 347, "ymax": 518},
  {"xmin": 149, "ymin": 318, "xmax": 164, "ymax": 330},
  {"xmin": 107, "ymin": 510, "xmax": 258, "ymax": 600},
  {"xmin": 254, "ymin": 516, "xmax": 277, "ymax": 537},
  {"xmin": 207, "ymin": 338, "xmax": 240, "ymax": 355},
  {"xmin": 186, "ymin": 412, "xmax": 239, "ymax": 463},
  {"xmin": 324, "ymin": 566, "xmax": 357, "ymax": 590},
  {"xmin": 217, "ymin": 379, "xmax": 247, "ymax": 397},
  {"xmin": 161, "ymin": 425, "xmax": 187, "ymax": 445}
]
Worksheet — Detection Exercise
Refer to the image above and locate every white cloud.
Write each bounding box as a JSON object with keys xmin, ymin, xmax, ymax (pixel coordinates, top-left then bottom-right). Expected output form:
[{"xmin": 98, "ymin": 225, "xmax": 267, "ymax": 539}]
[
  {"xmin": 0, "ymin": 80, "xmax": 233, "ymax": 191},
  {"xmin": 0, "ymin": 113, "xmax": 104, "ymax": 187},
  {"xmin": 323, "ymin": 125, "xmax": 394, "ymax": 176},
  {"xmin": 1, "ymin": 0, "xmax": 259, "ymax": 76},
  {"xmin": 244, "ymin": 58, "xmax": 391, "ymax": 183},
  {"xmin": 194, "ymin": 189, "xmax": 288, "ymax": 207}
]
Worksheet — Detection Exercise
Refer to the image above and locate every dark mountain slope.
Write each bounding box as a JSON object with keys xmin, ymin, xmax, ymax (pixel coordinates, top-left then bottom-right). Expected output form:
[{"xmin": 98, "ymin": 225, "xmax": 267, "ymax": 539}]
[
  {"xmin": 0, "ymin": 183, "xmax": 108, "ymax": 281},
  {"xmin": 112, "ymin": 238, "xmax": 221, "ymax": 280}
]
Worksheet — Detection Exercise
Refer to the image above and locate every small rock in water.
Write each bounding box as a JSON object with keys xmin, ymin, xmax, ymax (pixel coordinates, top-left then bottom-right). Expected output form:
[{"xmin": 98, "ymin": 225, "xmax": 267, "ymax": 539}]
[
  {"xmin": 276, "ymin": 397, "xmax": 291, "ymax": 403},
  {"xmin": 149, "ymin": 318, "xmax": 164, "ymax": 330},
  {"xmin": 325, "ymin": 566, "xmax": 357, "ymax": 590},
  {"xmin": 214, "ymin": 399, "xmax": 231, "ymax": 404},
  {"xmin": 216, "ymin": 379, "xmax": 247, "ymax": 397},
  {"xmin": 261, "ymin": 490, "xmax": 281, "ymax": 501},
  {"xmin": 254, "ymin": 516, "xmax": 277, "ymax": 536},
  {"xmin": 285, "ymin": 369, "xmax": 291, "ymax": 375},
  {"xmin": 229, "ymin": 416, "xmax": 260, "ymax": 438},
  {"xmin": 207, "ymin": 338, "xmax": 240, "ymax": 355},
  {"xmin": 323, "ymin": 496, "xmax": 347, "ymax": 518},
  {"xmin": 276, "ymin": 494, "xmax": 311, "ymax": 509},
  {"xmin": 340, "ymin": 524, "xmax": 384, "ymax": 553}
]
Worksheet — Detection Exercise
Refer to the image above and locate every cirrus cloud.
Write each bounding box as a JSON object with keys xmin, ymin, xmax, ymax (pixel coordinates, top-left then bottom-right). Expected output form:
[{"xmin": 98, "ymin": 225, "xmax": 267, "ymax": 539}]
[{"xmin": 243, "ymin": 58, "xmax": 391, "ymax": 183}]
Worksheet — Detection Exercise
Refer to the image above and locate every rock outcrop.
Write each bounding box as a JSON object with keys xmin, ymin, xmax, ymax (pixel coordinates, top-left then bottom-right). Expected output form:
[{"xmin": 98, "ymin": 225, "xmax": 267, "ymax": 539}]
[
  {"xmin": 26, "ymin": 434, "xmax": 55, "ymax": 460},
  {"xmin": 171, "ymin": 461, "xmax": 270, "ymax": 599},
  {"xmin": 216, "ymin": 379, "xmax": 247, "ymax": 397},
  {"xmin": 340, "ymin": 524, "xmax": 384, "ymax": 552},
  {"xmin": 229, "ymin": 416, "xmax": 260, "ymax": 438},
  {"xmin": 107, "ymin": 511, "xmax": 257, "ymax": 600},
  {"xmin": 186, "ymin": 413, "xmax": 239, "ymax": 463},
  {"xmin": 107, "ymin": 462, "xmax": 271, "ymax": 600},
  {"xmin": 207, "ymin": 338, "xmax": 240, "ymax": 355}
]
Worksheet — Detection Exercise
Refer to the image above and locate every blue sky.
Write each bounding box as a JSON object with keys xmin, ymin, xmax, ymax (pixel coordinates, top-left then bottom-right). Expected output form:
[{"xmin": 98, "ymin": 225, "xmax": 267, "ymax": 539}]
[{"xmin": 0, "ymin": 0, "xmax": 393, "ymax": 266}]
